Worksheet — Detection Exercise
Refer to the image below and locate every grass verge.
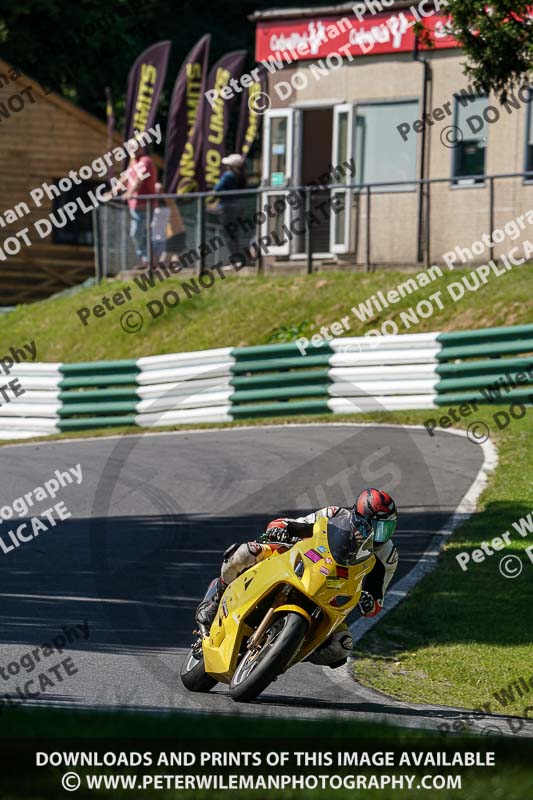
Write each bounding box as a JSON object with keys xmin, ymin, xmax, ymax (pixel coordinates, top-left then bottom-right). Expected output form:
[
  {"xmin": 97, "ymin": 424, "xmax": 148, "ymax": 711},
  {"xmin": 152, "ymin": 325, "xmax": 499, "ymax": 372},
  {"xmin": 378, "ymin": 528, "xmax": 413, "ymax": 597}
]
[{"xmin": 1, "ymin": 265, "xmax": 532, "ymax": 362}]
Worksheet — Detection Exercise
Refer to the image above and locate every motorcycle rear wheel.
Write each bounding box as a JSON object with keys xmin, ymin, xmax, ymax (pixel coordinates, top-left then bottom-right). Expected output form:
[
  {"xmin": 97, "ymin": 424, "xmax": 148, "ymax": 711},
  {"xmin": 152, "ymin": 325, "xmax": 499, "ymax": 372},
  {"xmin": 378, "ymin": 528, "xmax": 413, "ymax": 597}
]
[
  {"xmin": 180, "ymin": 646, "xmax": 218, "ymax": 692},
  {"xmin": 229, "ymin": 612, "xmax": 308, "ymax": 703}
]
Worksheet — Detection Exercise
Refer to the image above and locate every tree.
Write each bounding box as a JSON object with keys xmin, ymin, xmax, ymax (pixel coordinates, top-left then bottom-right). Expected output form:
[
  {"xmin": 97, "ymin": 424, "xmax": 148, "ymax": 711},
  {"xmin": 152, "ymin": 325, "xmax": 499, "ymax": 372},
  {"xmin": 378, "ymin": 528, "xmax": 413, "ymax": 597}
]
[
  {"xmin": 418, "ymin": 1, "xmax": 533, "ymax": 101},
  {"xmin": 0, "ymin": 0, "xmax": 155, "ymax": 117},
  {"xmin": 0, "ymin": 0, "xmax": 311, "ymax": 128}
]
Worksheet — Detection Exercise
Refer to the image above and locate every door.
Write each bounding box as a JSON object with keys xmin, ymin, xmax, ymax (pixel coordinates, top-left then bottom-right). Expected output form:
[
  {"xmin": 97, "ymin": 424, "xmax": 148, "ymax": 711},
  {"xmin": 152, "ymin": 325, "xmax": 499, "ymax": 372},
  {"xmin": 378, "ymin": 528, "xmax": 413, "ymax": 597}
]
[
  {"xmin": 330, "ymin": 103, "xmax": 354, "ymax": 254},
  {"xmin": 293, "ymin": 107, "xmax": 334, "ymax": 257},
  {"xmin": 262, "ymin": 109, "xmax": 294, "ymax": 256}
]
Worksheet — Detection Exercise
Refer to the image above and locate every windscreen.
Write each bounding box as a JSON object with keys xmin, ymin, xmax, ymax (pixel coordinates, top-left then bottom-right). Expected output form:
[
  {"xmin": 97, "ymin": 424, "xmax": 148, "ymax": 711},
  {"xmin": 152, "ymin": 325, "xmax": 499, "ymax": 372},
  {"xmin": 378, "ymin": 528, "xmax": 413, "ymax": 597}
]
[{"xmin": 327, "ymin": 525, "xmax": 371, "ymax": 566}]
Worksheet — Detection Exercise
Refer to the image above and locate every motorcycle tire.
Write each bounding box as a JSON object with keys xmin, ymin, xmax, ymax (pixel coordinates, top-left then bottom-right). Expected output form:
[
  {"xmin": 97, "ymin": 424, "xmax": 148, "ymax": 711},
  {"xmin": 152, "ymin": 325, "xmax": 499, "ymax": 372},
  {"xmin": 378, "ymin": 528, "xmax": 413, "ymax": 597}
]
[
  {"xmin": 229, "ymin": 612, "xmax": 308, "ymax": 703},
  {"xmin": 180, "ymin": 647, "xmax": 218, "ymax": 693}
]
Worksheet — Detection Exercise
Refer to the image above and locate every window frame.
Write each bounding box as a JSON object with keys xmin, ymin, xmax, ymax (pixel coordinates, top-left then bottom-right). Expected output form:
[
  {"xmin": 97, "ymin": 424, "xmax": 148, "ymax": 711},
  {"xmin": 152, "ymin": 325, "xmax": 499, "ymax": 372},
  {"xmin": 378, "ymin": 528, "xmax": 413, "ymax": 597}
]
[
  {"xmin": 450, "ymin": 93, "xmax": 488, "ymax": 188},
  {"xmin": 330, "ymin": 103, "xmax": 354, "ymax": 253},
  {"xmin": 352, "ymin": 97, "xmax": 420, "ymax": 194},
  {"xmin": 524, "ymin": 88, "xmax": 533, "ymax": 183},
  {"xmin": 260, "ymin": 108, "xmax": 295, "ymax": 257}
]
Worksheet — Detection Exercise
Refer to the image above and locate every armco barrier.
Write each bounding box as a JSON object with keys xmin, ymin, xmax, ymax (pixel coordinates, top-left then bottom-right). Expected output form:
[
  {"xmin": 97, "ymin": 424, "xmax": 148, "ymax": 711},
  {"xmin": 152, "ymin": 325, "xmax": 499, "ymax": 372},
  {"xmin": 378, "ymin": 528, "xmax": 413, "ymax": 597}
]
[
  {"xmin": 435, "ymin": 324, "xmax": 533, "ymax": 406},
  {"xmin": 1, "ymin": 325, "xmax": 531, "ymax": 440}
]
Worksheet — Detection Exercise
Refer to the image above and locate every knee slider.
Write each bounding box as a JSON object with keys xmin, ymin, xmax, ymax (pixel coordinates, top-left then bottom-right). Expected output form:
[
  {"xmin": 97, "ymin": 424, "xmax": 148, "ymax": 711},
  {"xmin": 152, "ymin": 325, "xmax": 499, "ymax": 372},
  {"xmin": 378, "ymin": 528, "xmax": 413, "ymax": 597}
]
[
  {"xmin": 222, "ymin": 542, "xmax": 241, "ymax": 562},
  {"xmin": 221, "ymin": 542, "xmax": 259, "ymax": 584}
]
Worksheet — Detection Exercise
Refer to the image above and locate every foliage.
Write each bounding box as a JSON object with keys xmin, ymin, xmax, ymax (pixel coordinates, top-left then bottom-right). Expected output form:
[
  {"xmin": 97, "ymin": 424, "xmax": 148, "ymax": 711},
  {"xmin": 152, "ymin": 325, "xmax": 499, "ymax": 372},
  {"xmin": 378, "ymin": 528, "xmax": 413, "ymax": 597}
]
[
  {"xmin": 267, "ymin": 322, "xmax": 310, "ymax": 343},
  {"xmin": 0, "ymin": 0, "xmax": 318, "ymax": 129},
  {"xmin": 419, "ymin": 1, "xmax": 533, "ymax": 101}
]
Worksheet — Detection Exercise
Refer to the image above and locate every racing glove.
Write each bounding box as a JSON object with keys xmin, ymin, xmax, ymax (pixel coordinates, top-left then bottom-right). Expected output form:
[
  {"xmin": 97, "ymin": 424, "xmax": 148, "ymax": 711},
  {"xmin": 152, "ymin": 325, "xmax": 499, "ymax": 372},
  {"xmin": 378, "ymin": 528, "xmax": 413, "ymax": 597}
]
[
  {"xmin": 358, "ymin": 591, "xmax": 383, "ymax": 617},
  {"xmin": 262, "ymin": 526, "xmax": 294, "ymax": 544},
  {"xmin": 261, "ymin": 518, "xmax": 289, "ymax": 543}
]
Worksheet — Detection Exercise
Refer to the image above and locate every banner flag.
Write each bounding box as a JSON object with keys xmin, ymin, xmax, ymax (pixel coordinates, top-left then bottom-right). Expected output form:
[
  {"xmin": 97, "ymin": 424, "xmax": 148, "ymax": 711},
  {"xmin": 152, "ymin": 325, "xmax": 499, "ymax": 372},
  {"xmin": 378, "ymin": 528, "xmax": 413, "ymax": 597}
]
[
  {"xmin": 202, "ymin": 50, "xmax": 247, "ymax": 194},
  {"xmin": 104, "ymin": 86, "xmax": 116, "ymax": 178},
  {"xmin": 235, "ymin": 65, "xmax": 267, "ymax": 159},
  {"xmin": 165, "ymin": 34, "xmax": 211, "ymax": 192},
  {"xmin": 123, "ymin": 40, "xmax": 171, "ymax": 146},
  {"xmin": 176, "ymin": 50, "xmax": 247, "ymax": 194}
]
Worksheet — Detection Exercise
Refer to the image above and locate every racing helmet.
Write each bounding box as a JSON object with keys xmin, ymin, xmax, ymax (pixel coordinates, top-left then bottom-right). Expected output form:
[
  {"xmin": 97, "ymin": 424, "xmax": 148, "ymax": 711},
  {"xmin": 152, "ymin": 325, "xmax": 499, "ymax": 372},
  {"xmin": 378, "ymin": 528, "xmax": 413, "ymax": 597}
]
[{"xmin": 353, "ymin": 488, "xmax": 398, "ymax": 544}]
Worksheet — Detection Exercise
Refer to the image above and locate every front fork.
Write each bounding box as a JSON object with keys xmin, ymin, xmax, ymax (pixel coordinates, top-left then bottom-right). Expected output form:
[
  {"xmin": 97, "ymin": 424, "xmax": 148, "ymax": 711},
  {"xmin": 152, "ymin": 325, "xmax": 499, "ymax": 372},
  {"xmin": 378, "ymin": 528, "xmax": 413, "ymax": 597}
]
[
  {"xmin": 246, "ymin": 584, "xmax": 314, "ymax": 666},
  {"xmin": 246, "ymin": 587, "xmax": 288, "ymax": 651}
]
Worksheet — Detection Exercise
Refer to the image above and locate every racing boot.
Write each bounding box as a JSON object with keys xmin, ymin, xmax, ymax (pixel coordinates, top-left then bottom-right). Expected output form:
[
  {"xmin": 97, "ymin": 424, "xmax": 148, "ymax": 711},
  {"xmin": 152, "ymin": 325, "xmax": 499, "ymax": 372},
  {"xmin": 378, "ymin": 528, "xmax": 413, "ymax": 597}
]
[
  {"xmin": 305, "ymin": 624, "xmax": 353, "ymax": 669},
  {"xmin": 195, "ymin": 576, "xmax": 225, "ymax": 637}
]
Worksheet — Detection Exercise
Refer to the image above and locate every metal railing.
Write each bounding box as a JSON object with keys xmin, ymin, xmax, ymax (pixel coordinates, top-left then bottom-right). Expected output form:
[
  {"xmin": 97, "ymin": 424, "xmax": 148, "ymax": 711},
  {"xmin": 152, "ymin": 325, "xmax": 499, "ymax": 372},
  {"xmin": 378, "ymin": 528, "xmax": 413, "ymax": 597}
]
[{"xmin": 92, "ymin": 170, "xmax": 533, "ymax": 280}]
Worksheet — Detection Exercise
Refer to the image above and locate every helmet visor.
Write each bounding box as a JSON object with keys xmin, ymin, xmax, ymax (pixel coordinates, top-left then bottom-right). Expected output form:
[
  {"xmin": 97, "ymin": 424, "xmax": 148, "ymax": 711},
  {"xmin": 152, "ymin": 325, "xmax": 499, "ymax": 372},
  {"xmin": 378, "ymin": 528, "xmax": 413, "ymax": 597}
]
[{"xmin": 372, "ymin": 518, "xmax": 397, "ymax": 544}]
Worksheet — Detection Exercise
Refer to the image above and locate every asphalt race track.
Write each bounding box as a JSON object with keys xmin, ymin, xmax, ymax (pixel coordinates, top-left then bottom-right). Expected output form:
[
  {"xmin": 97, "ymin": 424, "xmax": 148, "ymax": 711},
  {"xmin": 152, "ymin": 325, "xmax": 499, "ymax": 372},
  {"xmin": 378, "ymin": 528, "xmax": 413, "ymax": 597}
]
[{"xmin": 1, "ymin": 423, "xmax": 531, "ymax": 738}]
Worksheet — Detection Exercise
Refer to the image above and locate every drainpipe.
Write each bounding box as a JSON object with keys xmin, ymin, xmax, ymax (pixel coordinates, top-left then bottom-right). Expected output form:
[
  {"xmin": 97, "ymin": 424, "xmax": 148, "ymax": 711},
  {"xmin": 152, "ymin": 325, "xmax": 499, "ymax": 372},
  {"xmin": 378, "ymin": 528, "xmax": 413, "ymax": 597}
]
[{"xmin": 413, "ymin": 34, "xmax": 432, "ymax": 265}]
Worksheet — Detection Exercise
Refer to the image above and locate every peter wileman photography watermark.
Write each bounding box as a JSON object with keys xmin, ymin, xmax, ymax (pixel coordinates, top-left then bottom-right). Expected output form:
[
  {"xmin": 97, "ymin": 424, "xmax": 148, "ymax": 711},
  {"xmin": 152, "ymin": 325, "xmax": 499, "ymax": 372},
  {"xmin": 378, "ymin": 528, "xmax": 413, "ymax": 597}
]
[
  {"xmin": 0, "ymin": 126, "xmax": 162, "ymax": 260},
  {"xmin": 0, "ymin": 621, "xmax": 90, "ymax": 711},
  {"xmin": 84, "ymin": 186, "xmax": 343, "ymax": 330},
  {"xmin": 208, "ymin": 0, "xmax": 450, "ymax": 109},
  {"xmin": 294, "ymin": 209, "xmax": 533, "ymax": 355},
  {"xmin": 0, "ymin": 463, "xmax": 83, "ymax": 555},
  {"xmin": 34, "ymin": 748, "xmax": 473, "ymax": 793},
  {"xmin": 397, "ymin": 83, "xmax": 533, "ymax": 144},
  {"xmin": 76, "ymin": 159, "xmax": 355, "ymax": 333},
  {"xmin": 438, "ymin": 670, "xmax": 533, "ymax": 737},
  {"xmin": 455, "ymin": 508, "xmax": 533, "ymax": 576},
  {"xmin": 0, "ymin": 67, "xmax": 46, "ymax": 126},
  {"xmin": 352, "ymin": 0, "xmax": 449, "ymax": 22},
  {"xmin": 0, "ymin": 340, "xmax": 37, "ymax": 411},
  {"xmin": 423, "ymin": 378, "xmax": 533, "ymax": 442}
]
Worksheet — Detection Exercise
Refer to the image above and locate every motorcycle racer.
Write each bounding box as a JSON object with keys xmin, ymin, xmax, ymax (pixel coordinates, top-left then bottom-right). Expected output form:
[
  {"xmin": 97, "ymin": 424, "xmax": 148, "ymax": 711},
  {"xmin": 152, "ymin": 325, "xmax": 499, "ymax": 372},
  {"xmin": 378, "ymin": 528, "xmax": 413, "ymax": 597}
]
[{"xmin": 195, "ymin": 488, "xmax": 399, "ymax": 669}]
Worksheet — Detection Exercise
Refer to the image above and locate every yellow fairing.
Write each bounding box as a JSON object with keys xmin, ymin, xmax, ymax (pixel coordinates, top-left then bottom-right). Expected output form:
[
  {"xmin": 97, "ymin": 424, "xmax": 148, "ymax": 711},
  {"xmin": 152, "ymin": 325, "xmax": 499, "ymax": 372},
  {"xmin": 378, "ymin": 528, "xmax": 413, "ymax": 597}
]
[{"xmin": 202, "ymin": 516, "xmax": 375, "ymax": 683}]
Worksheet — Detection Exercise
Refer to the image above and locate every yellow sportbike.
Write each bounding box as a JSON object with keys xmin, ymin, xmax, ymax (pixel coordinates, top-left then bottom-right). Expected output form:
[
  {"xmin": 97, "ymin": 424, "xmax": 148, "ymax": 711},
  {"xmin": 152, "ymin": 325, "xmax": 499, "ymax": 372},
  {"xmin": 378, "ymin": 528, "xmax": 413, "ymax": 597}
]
[{"xmin": 181, "ymin": 517, "xmax": 375, "ymax": 702}]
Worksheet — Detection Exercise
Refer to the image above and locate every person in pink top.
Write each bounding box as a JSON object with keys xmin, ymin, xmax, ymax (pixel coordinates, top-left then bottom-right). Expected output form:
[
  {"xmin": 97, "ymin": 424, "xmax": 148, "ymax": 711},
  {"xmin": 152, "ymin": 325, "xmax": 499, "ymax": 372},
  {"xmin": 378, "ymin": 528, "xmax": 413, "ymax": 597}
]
[{"xmin": 121, "ymin": 149, "xmax": 157, "ymax": 268}]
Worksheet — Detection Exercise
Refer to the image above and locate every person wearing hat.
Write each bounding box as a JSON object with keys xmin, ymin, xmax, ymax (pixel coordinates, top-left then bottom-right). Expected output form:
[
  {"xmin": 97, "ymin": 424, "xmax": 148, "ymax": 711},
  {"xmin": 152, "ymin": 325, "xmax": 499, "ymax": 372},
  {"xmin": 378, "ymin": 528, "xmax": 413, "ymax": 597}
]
[{"xmin": 214, "ymin": 153, "xmax": 247, "ymax": 257}]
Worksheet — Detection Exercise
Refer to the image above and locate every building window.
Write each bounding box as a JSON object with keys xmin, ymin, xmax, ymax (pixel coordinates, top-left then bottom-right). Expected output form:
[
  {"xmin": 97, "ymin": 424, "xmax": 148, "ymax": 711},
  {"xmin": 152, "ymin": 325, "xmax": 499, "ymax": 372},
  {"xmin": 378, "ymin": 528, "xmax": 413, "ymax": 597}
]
[
  {"xmin": 354, "ymin": 101, "xmax": 419, "ymax": 191},
  {"xmin": 269, "ymin": 116, "xmax": 288, "ymax": 186},
  {"xmin": 526, "ymin": 92, "xmax": 533, "ymax": 177},
  {"xmin": 52, "ymin": 181, "xmax": 99, "ymax": 245},
  {"xmin": 452, "ymin": 95, "xmax": 487, "ymax": 184}
]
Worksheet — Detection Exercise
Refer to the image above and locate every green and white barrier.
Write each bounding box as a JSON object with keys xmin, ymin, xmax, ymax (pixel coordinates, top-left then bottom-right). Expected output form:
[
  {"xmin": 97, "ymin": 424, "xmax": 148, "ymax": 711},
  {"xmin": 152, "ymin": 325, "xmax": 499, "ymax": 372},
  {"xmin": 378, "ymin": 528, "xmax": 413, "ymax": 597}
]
[
  {"xmin": 434, "ymin": 324, "xmax": 533, "ymax": 408},
  {"xmin": 1, "ymin": 325, "xmax": 531, "ymax": 440}
]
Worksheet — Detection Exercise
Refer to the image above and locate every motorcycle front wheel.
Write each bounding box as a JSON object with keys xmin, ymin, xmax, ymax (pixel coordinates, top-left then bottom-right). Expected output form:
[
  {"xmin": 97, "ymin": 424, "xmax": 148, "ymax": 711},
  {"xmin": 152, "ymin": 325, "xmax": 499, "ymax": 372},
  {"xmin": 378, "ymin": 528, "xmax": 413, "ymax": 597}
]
[
  {"xmin": 229, "ymin": 612, "xmax": 308, "ymax": 703},
  {"xmin": 180, "ymin": 646, "xmax": 218, "ymax": 693}
]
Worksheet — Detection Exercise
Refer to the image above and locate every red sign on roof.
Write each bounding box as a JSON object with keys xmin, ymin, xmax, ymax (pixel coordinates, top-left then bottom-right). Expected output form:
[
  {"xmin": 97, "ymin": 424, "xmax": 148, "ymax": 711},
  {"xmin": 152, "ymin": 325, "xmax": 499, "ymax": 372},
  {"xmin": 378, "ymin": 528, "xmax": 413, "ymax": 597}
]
[{"xmin": 255, "ymin": 10, "xmax": 458, "ymax": 63}]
